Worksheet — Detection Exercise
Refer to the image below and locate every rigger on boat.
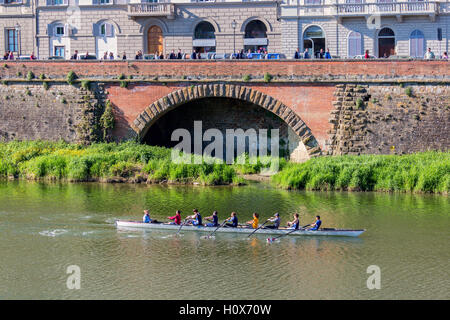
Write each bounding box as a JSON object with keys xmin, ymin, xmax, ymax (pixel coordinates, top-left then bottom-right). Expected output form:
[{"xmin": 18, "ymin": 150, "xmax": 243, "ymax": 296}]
[{"xmin": 115, "ymin": 210, "xmax": 365, "ymax": 238}]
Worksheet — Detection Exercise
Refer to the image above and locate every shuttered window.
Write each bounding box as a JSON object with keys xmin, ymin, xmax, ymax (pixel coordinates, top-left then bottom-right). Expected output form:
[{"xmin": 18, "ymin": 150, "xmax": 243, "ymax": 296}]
[
  {"xmin": 348, "ymin": 31, "xmax": 362, "ymax": 58},
  {"xmin": 99, "ymin": 23, "xmax": 114, "ymax": 37},
  {"xmin": 410, "ymin": 30, "xmax": 424, "ymax": 58}
]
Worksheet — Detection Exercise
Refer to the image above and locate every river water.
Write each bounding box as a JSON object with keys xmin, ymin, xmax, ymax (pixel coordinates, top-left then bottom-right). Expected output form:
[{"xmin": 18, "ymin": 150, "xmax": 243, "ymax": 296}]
[{"xmin": 0, "ymin": 180, "xmax": 448, "ymax": 299}]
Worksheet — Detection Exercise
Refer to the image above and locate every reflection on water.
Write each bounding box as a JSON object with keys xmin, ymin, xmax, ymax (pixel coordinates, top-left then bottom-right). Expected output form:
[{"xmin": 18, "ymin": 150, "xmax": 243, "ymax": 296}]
[{"xmin": 0, "ymin": 181, "xmax": 448, "ymax": 299}]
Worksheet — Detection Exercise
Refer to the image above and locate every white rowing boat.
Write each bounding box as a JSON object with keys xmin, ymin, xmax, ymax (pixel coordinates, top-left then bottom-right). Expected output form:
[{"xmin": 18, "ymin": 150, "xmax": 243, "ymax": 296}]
[{"xmin": 115, "ymin": 220, "xmax": 365, "ymax": 237}]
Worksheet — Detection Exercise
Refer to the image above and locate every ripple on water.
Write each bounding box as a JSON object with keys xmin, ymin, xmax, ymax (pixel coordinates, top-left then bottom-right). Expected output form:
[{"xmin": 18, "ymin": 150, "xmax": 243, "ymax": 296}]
[{"xmin": 38, "ymin": 229, "xmax": 69, "ymax": 237}]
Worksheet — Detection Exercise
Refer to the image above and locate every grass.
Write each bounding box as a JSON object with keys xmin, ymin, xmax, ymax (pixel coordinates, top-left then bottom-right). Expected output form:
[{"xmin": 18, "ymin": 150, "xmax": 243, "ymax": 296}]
[
  {"xmin": 272, "ymin": 152, "xmax": 450, "ymax": 194},
  {"xmin": 1, "ymin": 141, "xmax": 447, "ymax": 193},
  {"xmin": 0, "ymin": 141, "xmax": 262, "ymax": 185}
]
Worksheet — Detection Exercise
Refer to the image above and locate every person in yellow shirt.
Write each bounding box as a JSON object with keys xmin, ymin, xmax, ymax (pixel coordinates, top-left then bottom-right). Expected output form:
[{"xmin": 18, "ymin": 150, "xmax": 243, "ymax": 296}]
[{"xmin": 246, "ymin": 212, "xmax": 259, "ymax": 229}]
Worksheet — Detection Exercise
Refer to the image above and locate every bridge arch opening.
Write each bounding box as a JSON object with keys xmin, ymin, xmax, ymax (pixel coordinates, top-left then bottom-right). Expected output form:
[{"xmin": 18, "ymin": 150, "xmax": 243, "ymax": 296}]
[{"xmin": 132, "ymin": 85, "xmax": 321, "ymax": 162}]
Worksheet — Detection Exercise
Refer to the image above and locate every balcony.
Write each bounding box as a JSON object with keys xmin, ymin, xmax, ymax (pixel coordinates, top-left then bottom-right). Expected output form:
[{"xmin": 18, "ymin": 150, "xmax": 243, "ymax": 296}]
[
  {"xmin": 127, "ymin": 3, "xmax": 175, "ymax": 19},
  {"xmin": 336, "ymin": 1, "xmax": 439, "ymax": 18},
  {"xmin": 282, "ymin": 1, "xmax": 440, "ymax": 21}
]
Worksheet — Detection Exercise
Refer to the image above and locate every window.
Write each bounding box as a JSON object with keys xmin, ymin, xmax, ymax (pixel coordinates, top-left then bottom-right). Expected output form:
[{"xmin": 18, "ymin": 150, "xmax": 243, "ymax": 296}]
[
  {"xmin": 348, "ymin": 31, "xmax": 362, "ymax": 58},
  {"xmin": 244, "ymin": 20, "xmax": 267, "ymax": 39},
  {"xmin": 4, "ymin": 0, "xmax": 24, "ymax": 4},
  {"xmin": 194, "ymin": 22, "xmax": 215, "ymax": 40},
  {"xmin": 55, "ymin": 26, "xmax": 64, "ymax": 36},
  {"xmin": 54, "ymin": 46, "xmax": 65, "ymax": 58},
  {"xmin": 47, "ymin": 0, "xmax": 65, "ymax": 5},
  {"xmin": 100, "ymin": 0, "xmax": 110, "ymax": 4},
  {"xmin": 6, "ymin": 29, "xmax": 18, "ymax": 52},
  {"xmin": 410, "ymin": 30, "xmax": 424, "ymax": 58},
  {"xmin": 99, "ymin": 23, "xmax": 114, "ymax": 37}
]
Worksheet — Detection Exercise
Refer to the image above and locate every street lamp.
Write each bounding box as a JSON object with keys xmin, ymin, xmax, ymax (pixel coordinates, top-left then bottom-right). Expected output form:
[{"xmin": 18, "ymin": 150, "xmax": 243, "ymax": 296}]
[
  {"xmin": 14, "ymin": 23, "xmax": 21, "ymax": 55},
  {"xmin": 231, "ymin": 20, "xmax": 237, "ymax": 57}
]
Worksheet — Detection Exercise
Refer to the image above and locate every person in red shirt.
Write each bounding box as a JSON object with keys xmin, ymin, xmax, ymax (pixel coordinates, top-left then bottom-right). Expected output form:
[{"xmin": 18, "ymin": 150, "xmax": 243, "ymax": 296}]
[{"xmin": 168, "ymin": 210, "xmax": 182, "ymax": 225}]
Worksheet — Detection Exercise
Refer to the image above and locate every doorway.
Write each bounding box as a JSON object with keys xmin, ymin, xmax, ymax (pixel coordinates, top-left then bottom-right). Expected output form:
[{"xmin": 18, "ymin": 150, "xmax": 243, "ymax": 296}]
[{"xmin": 147, "ymin": 25, "xmax": 163, "ymax": 54}]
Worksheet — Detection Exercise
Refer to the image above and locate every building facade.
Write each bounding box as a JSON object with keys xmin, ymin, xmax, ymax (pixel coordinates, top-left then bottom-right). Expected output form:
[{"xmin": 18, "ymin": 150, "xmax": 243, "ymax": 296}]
[
  {"xmin": 0, "ymin": 0, "xmax": 448, "ymax": 59},
  {"xmin": 281, "ymin": 0, "xmax": 450, "ymax": 58}
]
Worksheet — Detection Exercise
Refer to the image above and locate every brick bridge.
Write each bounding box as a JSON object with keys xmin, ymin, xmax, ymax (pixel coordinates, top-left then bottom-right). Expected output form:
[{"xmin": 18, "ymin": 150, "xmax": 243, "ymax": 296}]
[{"xmin": 0, "ymin": 60, "xmax": 448, "ymax": 161}]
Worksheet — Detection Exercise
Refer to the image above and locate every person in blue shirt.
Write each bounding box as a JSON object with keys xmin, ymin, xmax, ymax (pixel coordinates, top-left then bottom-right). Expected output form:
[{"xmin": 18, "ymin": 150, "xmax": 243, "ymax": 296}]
[
  {"xmin": 224, "ymin": 212, "xmax": 238, "ymax": 228},
  {"xmin": 187, "ymin": 209, "xmax": 203, "ymax": 226},
  {"xmin": 143, "ymin": 210, "xmax": 151, "ymax": 223},
  {"xmin": 265, "ymin": 212, "xmax": 281, "ymax": 229},
  {"xmin": 324, "ymin": 48, "xmax": 332, "ymax": 59},
  {"xmin": 287, "ymin": 213, "xmax": 300, "ymax": 230},
  {"xmin": 308, "ymin": 216, "xmax": 322, "ymax": 231},
  {"xmin": 303, "ymin": 48, "xmax": 310, "ymax": 59},
  {"xmin": 205, "ymin": 211, "xmax": 219, "ymax": 227}
]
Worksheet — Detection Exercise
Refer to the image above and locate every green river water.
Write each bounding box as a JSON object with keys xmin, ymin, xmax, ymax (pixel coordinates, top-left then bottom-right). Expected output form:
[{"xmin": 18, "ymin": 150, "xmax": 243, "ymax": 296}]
[{"xmin": 0, "ymin": 180, "xmax": 448, "ymax": 299}]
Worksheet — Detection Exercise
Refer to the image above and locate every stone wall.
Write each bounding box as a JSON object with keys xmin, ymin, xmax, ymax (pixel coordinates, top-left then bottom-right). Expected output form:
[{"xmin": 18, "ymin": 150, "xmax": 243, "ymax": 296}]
[
  {"xmin": 327, "ymin": 84, "xmax": 450, "ymax": 155},
  {"xmin": 0, "ymin": 81, "xmax": 103, "ymax": 144},
  {"xmin": 0, "ymin": 61, "xmax": 448, "ymax": 161}
]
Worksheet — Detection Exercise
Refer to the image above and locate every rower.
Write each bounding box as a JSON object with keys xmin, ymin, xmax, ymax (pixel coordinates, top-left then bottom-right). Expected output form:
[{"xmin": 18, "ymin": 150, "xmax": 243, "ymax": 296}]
[
  {"xmin": 287, "ymin": 213, "xmax": 300, "ymax": 230},
  {"xmin": 308, "ymin": 216, "xmax": 322, "ymax": 231},
  {"xmin": 186, "ymin": 209, "xmax": 203, "ymax": 226},
  {"xmin": 246, "ymin": 212, "xmax": 259, "ymax": 229},
  {"xmin": 167, "ymin": 210, "xmax": 182, "ymax": 225},
  {"xmin": 265, "ymin": 212, "xmax": 281, "ymax": 229},
  {"xmin": 224, "ymin": 212, "xmax": 238, "ymax": 228},
  {"xmin": 205, "ymin": 211, "xmax": 219, "ymax": 227},
  {"xmin": 143, "ymin": 209, "xmax": 151, "ymax": 223}
]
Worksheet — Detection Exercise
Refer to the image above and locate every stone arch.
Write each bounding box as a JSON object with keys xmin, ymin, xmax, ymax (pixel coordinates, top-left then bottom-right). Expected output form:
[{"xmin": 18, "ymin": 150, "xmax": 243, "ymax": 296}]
[
  {"xmin": 240, "ymin": 17, "xmax": 273, "ymax": 33},
  {"xmin": 95, "ymin": 19, "xmax": 122, "ymax": 35},
  {"xmin": 191, "ymin": 18, "xmax": 221, "ymax": 34},
  {"xmin": 139, "ymin": 18, "xmax": 169, "ymax": 35},
  {"xmin": 131, "ymin": 84, "xmax": 321, "ymax": 157}
]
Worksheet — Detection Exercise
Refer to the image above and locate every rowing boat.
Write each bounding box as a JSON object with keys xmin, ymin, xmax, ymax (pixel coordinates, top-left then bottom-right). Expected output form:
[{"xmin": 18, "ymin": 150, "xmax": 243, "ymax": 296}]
[{"xmin": 115, "ymin": 220, "xmax": 365, "ymax": 237}]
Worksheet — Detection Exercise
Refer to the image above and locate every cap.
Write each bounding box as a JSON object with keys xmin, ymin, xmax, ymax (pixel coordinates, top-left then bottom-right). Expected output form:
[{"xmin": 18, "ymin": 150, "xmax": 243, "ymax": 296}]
[{"xmin": 274, "ymin": 212, "xmax": 279, "ymax": 217}]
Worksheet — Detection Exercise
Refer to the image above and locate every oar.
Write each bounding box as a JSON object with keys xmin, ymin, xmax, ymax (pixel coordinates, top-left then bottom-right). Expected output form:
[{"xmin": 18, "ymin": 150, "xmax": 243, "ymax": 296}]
[
  {"xmin": 202, "ymin": 220, "xmax": 227, "ymax": 239},
  {"xmin": 247, "ymin": 219, "xmax": 270, "ymax": 238},
  {"xmin": 175, "ymin": 219, "xmax": 188, "ymax": 236},
  {"xmin": 267, "ymin": 224, "xmax": 310, "ymax": 243}
]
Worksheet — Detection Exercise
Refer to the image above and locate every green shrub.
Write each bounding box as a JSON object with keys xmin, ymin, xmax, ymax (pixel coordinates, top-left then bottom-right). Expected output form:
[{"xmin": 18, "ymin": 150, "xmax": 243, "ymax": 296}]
[
  {"xmin": 119, "ymin": 80, "xmax": 128, "ymax": 88},
  {"xmin": 100, "ymin": 100, "xmax": 115, "ymax": 141},
  {"xmin": 405, "ymin": 87, "xmax": 413, "ymax": 97},
  {"xmin": 39, "ymin": 74, "xmax": 46, "ymax": 80},
  {"xmin": 356, "ymin": 98, "xmax": 364, "ymax": 109},
  {"xmin": 42, "ymin": 82, "xmax": 49, "ymax": 90},
  {"xmin": 81, "ymin": 80, "xmax": 91, "ymax": 91},
  {"xmin": 263, "ymin": 72, "xmax": 273, "ymax": 83},
  {"xmin": 26, "ymin": 71, "xmax": 35, "ymax": 81},
  {"xmin": 66, "ymin": 71, "xmax": 77, "ymax": 85},
  {"xmin": 118, "ymin": 73, "xmax": 126, "ymax": 80},
  {"xmin": 242, "ymin": 74, "xmax": 251, "ymax": 82}
]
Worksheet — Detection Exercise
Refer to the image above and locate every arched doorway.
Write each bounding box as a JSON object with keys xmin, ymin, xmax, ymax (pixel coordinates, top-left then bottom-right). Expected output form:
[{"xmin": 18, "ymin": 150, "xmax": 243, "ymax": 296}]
[
  {"xmin": 147, "ymin": 25, "xmax": 163, "ymax": 54},
  {"xmin": 303, "ymin": 26, "xmax": 325, "ymax": 58},
  {"xmin": 193, "ymin": 21, "xmax": 216, "ymax": 54},
  {"xmin": 378, "ymin": 27, "xmax": 395, "ymax": 58},
  {"xmin": 244, "ymin": 20, "xmax": 268, "ymax": 52}
]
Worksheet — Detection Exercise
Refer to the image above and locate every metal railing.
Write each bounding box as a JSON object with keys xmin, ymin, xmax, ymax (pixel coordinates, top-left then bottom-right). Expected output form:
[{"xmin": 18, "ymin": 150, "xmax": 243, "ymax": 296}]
[
  {"xmin": 337, "ymin": 1, "xmax": 438, "ymax": 15},
  {"xmin": 289, "ymin": 1, "xmax": 440, "ymax": 16},
  {"xmin": 127, "ymin": 3, "xmax": 175, "ymax": 16}
]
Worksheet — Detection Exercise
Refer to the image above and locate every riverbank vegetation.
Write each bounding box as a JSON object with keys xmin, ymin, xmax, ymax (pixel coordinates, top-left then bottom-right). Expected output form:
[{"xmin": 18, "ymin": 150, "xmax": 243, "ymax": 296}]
[
  {"xmin": 272, "ymin": 152, "xmax": 449, "ymax": 194},
  {"xmin": 1, "ymin": 141, "xmax": 448, "ymax": 193},
  {"xmin": 0, "ymin": 141, "xmax": 252, "ymax": 185}
]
